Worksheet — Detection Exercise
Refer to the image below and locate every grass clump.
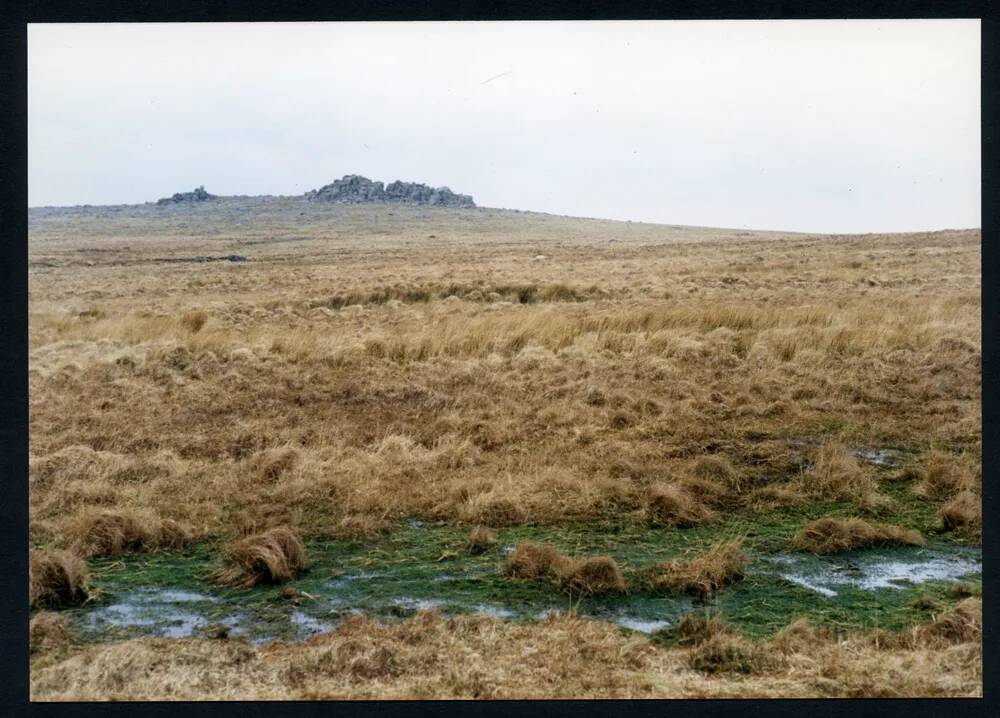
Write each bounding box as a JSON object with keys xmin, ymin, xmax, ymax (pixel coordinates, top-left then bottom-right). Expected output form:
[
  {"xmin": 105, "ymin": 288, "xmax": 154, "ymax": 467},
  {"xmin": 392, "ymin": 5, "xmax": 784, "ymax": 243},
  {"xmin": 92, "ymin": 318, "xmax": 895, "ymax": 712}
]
[
  {"xmin": 331, "ymin": 514, "xmax": 394, "ymax": 540},
  {"xmin": 209, "ymin": 526, "xmax": 308, "ymax": 588},
  {"xmin": 938, "ymin": 490, "xmax": 981, "ymax": 537},
  {"xmin": 647, "ymin": 539, "xmax": 748, "ymax": 596},
  {"xmin": 803, "ymin": 443, "xmax": 876, "ymax": 502},
  {"xmin": 180, "ymin": 309, "xmax": 208, "ymax": 333},
  {"xmin": 671, "ymin": 612, "xmax": 734, "ymax": 646},
  {"xmin": 501, "ymin": 543, "xmax": 624, "ymax": 595},
  {"xmin": 644, "ymin": 483, "xmax": 715, "ymax": 528},
  {"xmin": 460, "ymin": 496, "xmax": 528, "ymax": 527},
  {"xmin": 69, "ymin": 511, "xmax": 149, "ymax": 558},
  {"xmin": 68, "ymin": 510, "xmax": 193, "ymax": 558},
  {"xmin": 747, "ymin": 483, "xmax": 806, "ymax": 510},
  {"xmin": 249, "ymin": 446, "xmax": 301, "ymax": 483},
  {"xmin": 770, "ymin": 618, "xmax": 833, "ymax": 654},
  {"xmin": 556, "ymin": 556, "xmax": 626, "ymax": 596},
  {"xmin": 30, "ymin": 612, "xmax": 75, "ymax": 654},
  {"xmin": 501, "ymin": 542, "xmax": 567, "ymax": 580},
  {"xmin": 946, "ymin": 582, "xmax": 981, "ymax": 600},
  {"xmin": 691, "ymin": 455, "xmax": 742, "ymax": 493},
  {"xmin": 791, "ymin": 517, "xmax": 925, "ymax": 555},
  {"xmin": 688, "ymin": 633, "xmax": 770, "ymax": 675},
  {"xmin": 915, "ymin": 597, "xmax": 981, "ymax": 646},
  {"xmin": 29, "ymin": 550, "xmax": 90, "ymax": 609},
  {"xmin": 466, "ymin": 526, "xmax": 495, "ymax": 554},
  {"xmin": 913, "ymin": 451, "xmax": 976, "ymax": 500}
]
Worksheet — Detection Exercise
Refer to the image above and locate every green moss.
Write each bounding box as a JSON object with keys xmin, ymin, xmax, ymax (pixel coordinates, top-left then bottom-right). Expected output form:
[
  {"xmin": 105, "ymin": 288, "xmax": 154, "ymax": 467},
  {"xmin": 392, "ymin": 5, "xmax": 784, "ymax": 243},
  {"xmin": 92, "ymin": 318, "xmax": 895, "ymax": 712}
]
[{"xmin": 56, "ymin": 512, "xmax": 980, "ymax": 647}]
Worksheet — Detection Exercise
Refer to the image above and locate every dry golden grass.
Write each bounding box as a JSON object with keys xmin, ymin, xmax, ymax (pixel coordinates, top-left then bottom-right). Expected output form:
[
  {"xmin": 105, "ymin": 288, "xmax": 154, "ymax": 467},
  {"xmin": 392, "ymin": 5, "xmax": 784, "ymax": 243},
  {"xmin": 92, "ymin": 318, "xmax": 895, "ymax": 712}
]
[
  {"xmin": 770, "ymin": 618, "xmax": 834, "ymax": 654},
  {"xmin": 916, "ymin": 597, "xmax": 982, "ymax": 646},
  {"xmin": 555, "ymin": 556, "xmax": 626, "ymax": 596},
  {"xmin": 501, "ymin": 542, "xmax": 569, "ymax": 580},
  {"xmin": 647, "ymin": 539, "xmax": 748, "ymax": 596},
  {"xmin": 688, "ymin": 633, "xmax": 773, "ymax": 675},
  {"xmin": 208, "ymin": 526, "xmax": 308, "ymax": 588},
  {"xmin": 29, "ymin": 550, "xmax": 89, "ymax": 609},
  {"xmin": 465, "ymin": 525, "xmax": 495, "ymax": 554},
  {"xmin": 791, "ymin": 517, "xmax": 925, "ymax": 554},
  {"xmin": 68, "ymin": 510, "xmax": 193, "ymax": 558},
  {"xmin": 500, "ymin": 543, "xmax": 625, "ymax": 595},
  {"xmin": 27, "ymin": 201, "xmax": 981, "ymax": 698},
  {"xmin": 29, "ymin": 606, "xmax": 982, "ymax": 700},
  {"xmin": 644, "ymin": 483, "xmax": 716, "ymax": 527},
  {"xmin": 913, "ymin": 451, "xmax": 978, "ymax": 500},
  {"xmin": 28, "ymin": 203, "xmax": 980, "ymax": 547},
  {"xmin": 801, "ymin": 443, "xmax": 876, "ymax": 502},
  {"xmin": 29, "ymin": 612, "xmax": 75, "ymax": 654},
  {"xmin": 939, "ymin": 490, "xmax": 981, "ymax": 536},
  {"xmin": 672, "ymin": 612, "xmax": 735, "ymax": 646}
]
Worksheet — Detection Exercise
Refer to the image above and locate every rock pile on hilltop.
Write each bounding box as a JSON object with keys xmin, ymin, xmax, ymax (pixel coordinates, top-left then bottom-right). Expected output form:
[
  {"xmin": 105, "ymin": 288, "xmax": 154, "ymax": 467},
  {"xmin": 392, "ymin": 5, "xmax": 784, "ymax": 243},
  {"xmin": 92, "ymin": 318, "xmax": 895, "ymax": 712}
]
[
  {"xmin": 157, "ymin": 186, "xmax": 215, "ymax": 205},
  {"xmin": 305, "ymin": 175, "xmax": 475, "ymax": 207}
]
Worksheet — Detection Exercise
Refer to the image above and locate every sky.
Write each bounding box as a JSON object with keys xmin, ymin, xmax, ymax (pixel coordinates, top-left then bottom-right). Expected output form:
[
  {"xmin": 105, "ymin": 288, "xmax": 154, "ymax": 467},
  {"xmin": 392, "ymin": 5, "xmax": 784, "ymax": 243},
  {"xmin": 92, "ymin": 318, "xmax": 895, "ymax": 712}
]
[{"xmin": 28, "ymin": 20, "xmax": 980, "ymax": 233}]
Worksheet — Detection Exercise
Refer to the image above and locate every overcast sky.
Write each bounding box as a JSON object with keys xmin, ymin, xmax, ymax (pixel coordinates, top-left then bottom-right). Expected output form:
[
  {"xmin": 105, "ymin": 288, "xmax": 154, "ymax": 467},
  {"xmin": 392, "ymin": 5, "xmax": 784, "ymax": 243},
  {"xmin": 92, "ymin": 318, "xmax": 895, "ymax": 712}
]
[{"xmin": 29, "ymin": 20, "xmax": 980, "ymax": 233}]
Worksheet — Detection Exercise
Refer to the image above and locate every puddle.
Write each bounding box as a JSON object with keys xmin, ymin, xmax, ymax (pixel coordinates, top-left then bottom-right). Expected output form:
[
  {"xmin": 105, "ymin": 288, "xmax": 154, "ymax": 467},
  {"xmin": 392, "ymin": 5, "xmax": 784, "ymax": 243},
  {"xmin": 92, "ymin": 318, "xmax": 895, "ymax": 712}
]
[
  {"xmin": 473, "ymin": 604, "xmax": 516, "ymax": 618},
  {"xmin": 763, "ymin": 546, "xmax": 981, "ymax": 598},
  {"xmin": 615, "ymin": 617, "xmax": 671, "ymax": 634},
  {"xmin": 158, "ymin": 589, "xmax": 219, "ymax": 603},
  {"xmin": 390, "ymin": 597, "xmax": 447, "ymax": 611},
  {"xmin": 85, "ymin": 591, "xmax": 212, "ymax": 639},
  {"xmin": 852, "ymin": 448, "xmax": 904, "ymax": 467},
  {"xmin": 290, "ymin": 610, "xmax": 334, "ymax": 638}
]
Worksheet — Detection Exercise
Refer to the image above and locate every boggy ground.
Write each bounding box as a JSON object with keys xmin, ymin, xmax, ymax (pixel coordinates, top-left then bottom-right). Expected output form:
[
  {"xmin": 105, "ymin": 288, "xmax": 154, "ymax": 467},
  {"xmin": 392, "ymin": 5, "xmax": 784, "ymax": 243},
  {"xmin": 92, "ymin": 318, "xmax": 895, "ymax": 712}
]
[{"xmin": 28, "ymin": 198, "xmax": 982, "ymax": 698}]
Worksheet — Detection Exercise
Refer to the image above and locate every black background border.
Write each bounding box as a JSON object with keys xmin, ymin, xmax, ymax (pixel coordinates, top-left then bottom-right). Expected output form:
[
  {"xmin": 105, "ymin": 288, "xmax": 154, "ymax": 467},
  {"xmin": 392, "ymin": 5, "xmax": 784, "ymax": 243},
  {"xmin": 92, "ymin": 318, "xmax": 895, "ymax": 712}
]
[{"xmin": 2, "ymin": 2, "xmax": 996, "ymax": 716}]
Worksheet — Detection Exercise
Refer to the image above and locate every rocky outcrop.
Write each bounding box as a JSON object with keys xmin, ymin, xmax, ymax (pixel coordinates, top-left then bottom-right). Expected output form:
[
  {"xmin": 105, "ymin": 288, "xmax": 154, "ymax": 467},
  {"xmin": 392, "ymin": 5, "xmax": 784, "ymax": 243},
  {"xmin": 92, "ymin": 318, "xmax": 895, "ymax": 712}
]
[
  {"xmin": 305, "ymin": 175, "xmax": 475, "ymax": 207},
  {"xmin": 157, "ymin": 186, "xmax": 215, "ymax": 205}
]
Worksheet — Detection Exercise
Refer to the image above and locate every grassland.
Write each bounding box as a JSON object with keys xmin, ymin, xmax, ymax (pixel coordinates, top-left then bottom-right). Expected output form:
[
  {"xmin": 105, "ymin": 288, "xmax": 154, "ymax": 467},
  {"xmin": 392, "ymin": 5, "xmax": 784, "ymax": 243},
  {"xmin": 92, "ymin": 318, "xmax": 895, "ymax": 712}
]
[{"xmin": 28, "ymin": 198, "xmax": 981, "ymax": 699}]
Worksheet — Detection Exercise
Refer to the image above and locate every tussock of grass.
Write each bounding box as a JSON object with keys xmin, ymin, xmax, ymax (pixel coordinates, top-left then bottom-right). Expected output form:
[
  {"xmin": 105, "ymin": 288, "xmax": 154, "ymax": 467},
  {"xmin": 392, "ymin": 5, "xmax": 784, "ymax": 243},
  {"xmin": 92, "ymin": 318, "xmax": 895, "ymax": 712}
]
[
  {"xmin": 691, "ymin": 455, "xmax": 742, "ymax": 493},
  {"xmin": 802, "ymin": 443, "xmax": 876, "ymax": 502},
  {"xmin": 331, "ymin": 514, "xmax": 394, "ymax": 540},
  {"xmin": 249, "ymin": 446, "xmax": 301, "ymax": 483},
  {"xmin": 946, "ymin": 582, "xmax": 981, "ymax": 600},
  {"xmin": 180, "ymin": 310, "xmax": 208, "ymax": 333},
  {"xmin": 856, "ymin": 491, "xmax": 898, "ymax": 516},
  {"xmin": 459, "ymin": 495, "xmax": 528, "ymax": 527},
  {"xmin": 556, "ymin": 556, "xmax": 626, "ymax": 596},
  {"xmin": 771, "ymin": 618, "xmax": 833, "ymax": 654},
  {"xmin": 209, "ymin": 526, "xmax": 308, "ymax": 588},
  {"xmin": 791, "ymin": 517, "xmax": 924, "ymax": 555},
  {"xmin": 235, "ymin": 505, "xmax": 301, "ymax": 536},
  {"xmin": 916, "ymin": 598, "xmax": 981, "ymax": 646},
  {"xmin": 647, "ymin": 539, "xmax": 748, "ymax": 596},
  {"xmin": 747, "ymin": 484, "xmax": 806, "ymax": 510},
  {"xmin": 676, "ymin": 477, "xmax": 728, "ymax": 506},
  {"xmin": 913, "ymin": 452, "xmax": 976, "ymax": 500},
  {"xmin": 69, "ymin": 510, "xmax": 193, "ymax": 558},
  {"xmin": 466, "ymin": 526, "xmax": 495, "ymax": 554},
  {"xmin": 644, "ymin": 483, "xmax": 716, "ymax": 528},
  {"xmin": 501, "ymin": 542, "xmax": 567, "ymax": 580},
  {"xmin": 688, "ymin": 633, "xmax": 771, "ymax": 675},
  {"xmin": 672, "ymin": 612, "xmax": 734, "ymax": 646},
  {"xmin": 29, "ymin": 612, "xmax": 75, "ymax": 654},
  {"xmin": 29, "ymin": 550, "xmax": 90, "ymax": 609},
  {"xmin": 938, "ymin": 490, "xmax": 981, "ymax": 536}
]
